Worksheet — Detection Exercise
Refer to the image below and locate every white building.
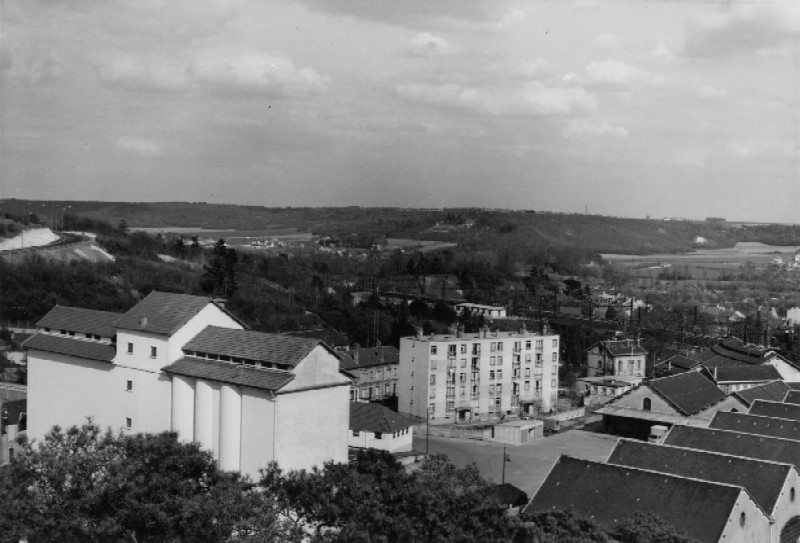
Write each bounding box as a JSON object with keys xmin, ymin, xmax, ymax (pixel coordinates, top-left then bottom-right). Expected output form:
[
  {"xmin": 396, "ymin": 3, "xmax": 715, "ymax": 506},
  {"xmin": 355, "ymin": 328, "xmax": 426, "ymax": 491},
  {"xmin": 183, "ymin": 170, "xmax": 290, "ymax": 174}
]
[
  {"xmin": 398, "ymin": 326, "xmax": 560, "ymax": 423},
  {"xmin": 24, "ymin": 291, "xmax": 351, "ymax": 477},
  {"xmin": 586, "ymin": 339, "xmax": 648, "ymax": 379},
  {"xmin": 454, "ymin": 303, "xmax": 507, "ymax": 319},
  {"xmin": 348, "ymin": 401, "xmax": 414, "ymax": 453}
]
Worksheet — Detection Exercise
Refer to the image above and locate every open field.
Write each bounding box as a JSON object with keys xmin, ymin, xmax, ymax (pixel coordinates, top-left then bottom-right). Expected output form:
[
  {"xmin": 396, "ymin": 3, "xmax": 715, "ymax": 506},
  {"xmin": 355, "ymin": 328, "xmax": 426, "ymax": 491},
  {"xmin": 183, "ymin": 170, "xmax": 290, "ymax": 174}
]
[{"xmin": 412, "ymin": 428, "xmax": 619, "ymax": 498}]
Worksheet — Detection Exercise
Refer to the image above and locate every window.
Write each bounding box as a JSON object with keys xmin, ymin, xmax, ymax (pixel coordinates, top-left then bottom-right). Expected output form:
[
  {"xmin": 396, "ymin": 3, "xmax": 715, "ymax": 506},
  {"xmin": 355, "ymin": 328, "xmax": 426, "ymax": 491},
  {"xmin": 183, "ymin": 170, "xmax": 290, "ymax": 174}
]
[
  {"xmin": 637, "ymin": 360, "xmax": 642, "ymax": 369},
  {"xmin": 525, "ymin": 354, "xmax": 532, "ymax": 363},
  {"xmin": 643, "ymin": 397, "xmax": 652, "ymax": 411},
  {"xmin": 525, "ymin": 368, "xmax": 530, "ymax": 377},
  {"xmin": 552, "ymin": 353, "xmax": 558, "ymax": 362},
  {"xmin": 496, "ymin": 370, "xmax": 502, "ymax": 380},
  {"xmin": 448, "ymin": 344, "xmax": 457, "ymax": 356},
  {"xmin": 460, "ymin": 359, "xmax": 467, "ymax": 368},
  {"xmin": 489, "ymin": 370, "xmax": 495, "ymax": 380},
  {"xmin": 375, "ymin": 432, "xmax": 383, "ymax": 439},
  {"xmin": 472, "ymin": 343, "xmax": 480, "ymax": 354},
  {"xmin": 125, "ymin": 417, "xmax": 132, "ymax": 429},
  {"xmin": 535, "ymin": 380, "xmax": 541, "ymax": 391},
  {"xmin": 514, "ymin": 341, "xmax": 521, "ymax": 351},
  {"xmin": 490, "ymin": 342, "xmax": 497, "ymax": 352},
  {"xmin": 459, "ymin": 386, "xmax": 466, "ymax": 397},
  {"xmin": 497, "ymin": 342, "xmax": 503, "ymax": 351},
  {"xmin": 552, "ymin": 339, "xmax": 558, "ymax": 348},
  {"xmin": 126, "ymin": 380, "xmax": 133, "ymax": 392},
  {"xmin": 489, "ymin": 384, "xmax": 496, "ymax": 394},
  {"xmin": 536, "ymin": 353, "xmax": 542, "ymax": 365},
  {"xmin": 150, "ymin": 346, "xmax": 157, "ymax": 358},
  {"xmin": 431, "ymin": 360, "xmax": 437, "ymax": 370},
  {"xmin": 525, "ymin": 381, "xmax": 530, "ymax": 391},
  {"xmin": 460, "ymin": 344, "xmax": 467, "ymax": 354},
  {"xmin": 535, "ymin": 340, "xmax": 543, "ymax": 350},
  {"xmin": 551, "ymin": 379, "xmax": 556, "ymax": 387},
  {"xmin": 525, "ymin": 341, "xmax": 531, "ymax": 350},
  {"xmin": 428, "ymin": 403, "xmax": 435, "ymax": 415},
  {"xmin": 792, "ymin": 488, "xmax": 796, "ymax": 502},
  {"xmin": 446, "ymin": 401, "xmax": 454, "ymax": 412},
  {"xmin": 430, "ymin": 345, "xmax": 437, "ymax": 355},
  {"xmin": 430, "ymin": 374, "xmax": 436, "ymax": 385},
  {"xmin": 496, "ymin": 384, "xmax": 502, "ymax": 393},
  {"xmin": 127, "ymin": 342, "xmax": 133, "ymax": 354},
  {"xmin": 353, "ymin": 430, "xmax": 360, "ymax": 437},
  {"xmin": 471, "ymin": 371, "xmax": 479, "ymax": 381},
  {"xmin": 739, "ymin": 512, "xmax": 746, "ymax": 527}
]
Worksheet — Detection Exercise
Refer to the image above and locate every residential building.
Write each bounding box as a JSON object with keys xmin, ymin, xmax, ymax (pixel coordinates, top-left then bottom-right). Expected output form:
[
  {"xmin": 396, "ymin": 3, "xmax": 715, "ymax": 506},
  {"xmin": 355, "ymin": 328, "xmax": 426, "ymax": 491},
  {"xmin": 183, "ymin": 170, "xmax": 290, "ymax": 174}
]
[
  {"xmin": 585, "ymin": 339, "xmax": 647, "ymax": 379},
  {"xmin": 348, "ymin": 401, "xmax": 414, "ymax": 453},
  {"xmin": 1, "ymin": 397, "xmax": 25, "ymax": 465},
  {"xmin": 575, "ymin": 377, "xmax": 635, "ymax": 407},
  {"xmin": 524, "ymin": 456, "xmax": 770, "ymax": 543},
  {"xmin": 596, "ymin": 371, "xmax": 744, "ymax": 439},
  {"xmin": 398, "ymin": 326, "xmax": 560, "ymax": 422},
  {"xmin": 23, "ymin": 291, "xmax": 351, "ymax": 477},
  {"xmin": 454, "ymin": 303, "xmax": 507, "ymax": 319},
  {"xmin": 339, "ymin": 345, "xmax": 399, "ymax": 402}
]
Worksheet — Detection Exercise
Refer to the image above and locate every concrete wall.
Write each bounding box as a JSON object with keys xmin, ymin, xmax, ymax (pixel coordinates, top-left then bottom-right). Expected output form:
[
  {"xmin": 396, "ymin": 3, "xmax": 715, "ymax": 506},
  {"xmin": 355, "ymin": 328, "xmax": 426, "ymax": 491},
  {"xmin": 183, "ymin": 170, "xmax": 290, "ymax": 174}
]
[
  {"xmin": 348, "ymin": 427, "xmax": 413, "ymax": 453},
  {"xmin": 166, "ymin": 304, "xmax": 243, "ymax": 363},
  {"xmin": 773, "ymin": 468, "xmax": 800, "ymax": 543},
  {"xmin": 696, "ymin": 395, "xmax": 747, "ymax": 420},
  {"xmin": 282, "ymin": 346, "xmax": 349, "ymax": 391},
  {"xmin": 718, "ymin": 490, "xmax": 772, "ymax": 543},
  {"xmin": 609, "ymin": 386, "xmax": 677, "ymax": 415},
  {"xmin": 240, "ymin": 388, "xmax": 275, "ymax": 479}
]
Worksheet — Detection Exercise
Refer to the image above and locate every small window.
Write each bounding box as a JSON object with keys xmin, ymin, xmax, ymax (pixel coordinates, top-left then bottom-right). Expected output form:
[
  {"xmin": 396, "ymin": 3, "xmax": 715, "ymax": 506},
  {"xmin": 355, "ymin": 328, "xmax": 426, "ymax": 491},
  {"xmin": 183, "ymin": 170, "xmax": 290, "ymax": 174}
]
[
  {"xmin": 739, "ymin": 512, "xmax": 746, "ymax": 527},
  {"xmin": 150, "ymin": 346, "xmax": 157, "ymax": 358},
  {"xmin": 643, "ymin": 397, "xmax": 652, "ymax": 411},
  {"xmin": 126, "ymin": 380, "xmax": 133, "ymax": 392},
  {"xmin": 375, "ymin": 432, "xmax": 382, "ymax": 439},
  {"xmin": 791, "ymin": 488, "xmax": 796, "ymax": 502},
  {"xmin": 430, "ymin": 346, "xmax": 437, "ymax": 355},
  {"xmin": 353, "ymin": 430, "xmax": 360, "ymax": 437},
  {"xmin": 125, "ymin": 417, "xmax": 132, "ymax": 429},
  {"xmin": 127, "ymin": 342, "xmax": 133, "ymax": 354}
]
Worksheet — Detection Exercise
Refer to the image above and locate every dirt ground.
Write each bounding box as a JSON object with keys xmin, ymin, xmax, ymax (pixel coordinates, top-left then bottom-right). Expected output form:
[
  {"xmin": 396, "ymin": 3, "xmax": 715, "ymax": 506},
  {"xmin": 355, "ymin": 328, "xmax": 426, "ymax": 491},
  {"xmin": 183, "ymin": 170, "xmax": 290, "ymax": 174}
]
[{"xmin": 412, "ymin": 428, "xmax": 620, "ymax": 498}]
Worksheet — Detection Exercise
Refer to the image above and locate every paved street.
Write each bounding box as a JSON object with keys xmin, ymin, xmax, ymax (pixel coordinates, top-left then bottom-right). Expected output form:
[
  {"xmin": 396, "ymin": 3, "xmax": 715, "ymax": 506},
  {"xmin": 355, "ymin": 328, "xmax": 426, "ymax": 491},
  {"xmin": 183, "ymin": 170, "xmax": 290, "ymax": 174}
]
[{"xmin": 412, "ymin": 429, "xmax": 620, "ymax": 498}]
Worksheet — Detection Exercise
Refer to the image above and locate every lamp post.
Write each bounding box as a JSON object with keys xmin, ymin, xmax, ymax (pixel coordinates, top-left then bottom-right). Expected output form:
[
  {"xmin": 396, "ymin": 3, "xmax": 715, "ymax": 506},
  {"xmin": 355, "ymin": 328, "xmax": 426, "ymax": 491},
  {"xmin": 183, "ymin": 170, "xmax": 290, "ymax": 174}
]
[{"xmin": 501, "ymin": 446, "xmax": 511, "ymax": 484}]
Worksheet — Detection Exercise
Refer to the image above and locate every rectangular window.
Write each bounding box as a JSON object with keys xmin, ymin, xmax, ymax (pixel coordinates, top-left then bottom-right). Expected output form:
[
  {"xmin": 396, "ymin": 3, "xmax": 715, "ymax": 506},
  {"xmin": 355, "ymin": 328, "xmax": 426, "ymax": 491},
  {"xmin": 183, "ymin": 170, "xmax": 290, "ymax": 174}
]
[
  {"xmin": 430, "ymin": 374, "xmax": 436, "ymax": 385},
  {"xmin": 472, "ymin": 343, "xmax": 480, "ymax": 355},
  {"xmin": 460, "ymin": 344, "xmax": 467, "ymax": 354},
  {"xmin": 150, "ymin": 346, "xmax": 157, "ymax": 358},
  {"xmin": 460, "ymin": 359, "xmax": 467, "ymax": 368},
  {"xmin": 525, "ymin": 381, "xmax": 530, "ymax": 391},
  {"xmin": 353, "ymin": 430, "xmax": 360, "ymax": 437},
  {"xmin": 552, "ymin": 353, "xmax": 558, "ymax": 362},
  {"xmin": 525, "ymin": 354, "xmax": 532, "ymax": 363},
  {"xmin": 535, "ymin": 380, "xmax": 541, "ymax": 391},
  {"xmin": 446, "ymin": 401, "xmax": 454, "ymax": 412},
  {"xmin": 490, "ymin": 342, "xmax": 497, "ymax": 352},
  {"xmin": 127, "ymin": 342, "xmax": 133, "ymax": 354},
  {"xmin": 471, "ymin": 371, "xmax": 479, "ymax": 381},
  {"xmin": 375, "ymin": 432, "xmax": 382, "ymax": 439},
  {"xmin": 496, "ymin": 384, "xmax": 502, "ymax": 394},
  {"xmin": 126, "ymin": 380, "xmax": 133, "ymax": 392},
  {"xmin": 448, "ymin": 344, "xmax": 457, "ymax": 356},
  {"xmin": 497, "ymin": 342, "xmax": 503, "ymax": 351},
  {"xmin": 496, "ymin": 370, "xmax": 502, "ymax": 380},
  {"xmin": 551, "ymin": 379, "xmax": 557, "ymax": 388},
  {"xmin": 524, "ymin": 368, "xmax": 531, "ymax": 377},
  {"xmin": 637, "ymin": 360, "xmax": 642, "ymax": 369},
  {"xmin": 489, "ymin": 370, "xmax": 495, "ymax": 380},
  {"xmin": 526, "ymin": 340, "xmax": 531, "ymax": 350},
  {"xmin": 430, "ymin": 345, "xmax": 437, "ymax": 355},
  {"xmin": 431, "ymin": 360, "xmax": 437, "ymax": 370},
  {"xmin": 489, "ymin": 384, "xmax": 496, "ymax": 394},
  {"xmin": 460, "ymin": 373, "xmax": 466, "ymax": 383},
  {"xmin": 125, "ymin": 417, "xmax": 132, "ymax": 429},
  {"xmin": 536, "ymin": 353, "xmax": 542, "ymax": 365},
  {"xmin": 552, "ymin": 339, "xmax": 558, "ymax": 348},
  {"xmin": 428, "ymin": 403, "xmax": 435, "ymax": 415},
  {"xmin": 459, "ymin": 386, "xmax": 466, "ymax": 397}
]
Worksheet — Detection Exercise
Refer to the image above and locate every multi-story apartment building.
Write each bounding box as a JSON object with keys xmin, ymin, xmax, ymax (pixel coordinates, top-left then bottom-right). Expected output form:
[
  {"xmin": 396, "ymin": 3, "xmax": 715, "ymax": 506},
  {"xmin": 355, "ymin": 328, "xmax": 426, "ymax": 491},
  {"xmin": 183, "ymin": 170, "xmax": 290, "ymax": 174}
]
[
  {"xmin": 340, "ymin": 345, "xmax": 399, "ymax": 402},
  {"xmin": 399, "ymin": 326, "xmax": 560, "ymax": 422}
]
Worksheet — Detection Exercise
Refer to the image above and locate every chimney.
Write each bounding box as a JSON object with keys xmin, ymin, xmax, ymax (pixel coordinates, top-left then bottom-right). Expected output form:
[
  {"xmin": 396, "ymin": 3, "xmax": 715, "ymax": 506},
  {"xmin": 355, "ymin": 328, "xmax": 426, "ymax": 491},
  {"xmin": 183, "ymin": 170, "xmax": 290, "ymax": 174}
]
[
  {"xmin": 481, "ymin": 326, "xmax": 488, "ymax": 338},
  {"xmin": 416, "ymin": 327, "xmax": 423, "ymax": 340},
  {"xmin": 138, "ymin": 316, "xmax": 148, "ymax": 327},
  {"xmin": 353, "ymin": 349, "xmax": 359, "ymax": 364},
  {"xmin": 456, "ymin": 324, "xmax": 463, "ymax": 338}
]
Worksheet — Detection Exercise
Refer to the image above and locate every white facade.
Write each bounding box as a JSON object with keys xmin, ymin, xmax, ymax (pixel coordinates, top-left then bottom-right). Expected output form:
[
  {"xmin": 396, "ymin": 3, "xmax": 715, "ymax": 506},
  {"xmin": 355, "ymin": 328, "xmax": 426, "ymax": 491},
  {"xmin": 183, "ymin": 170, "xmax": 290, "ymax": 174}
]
[
  {"xmin": 398, "ymin": 328, "xmax": 560, "ymax": 422},
  {"xmin": 348, "ymin": 426, "xmax": 413, "ymax": 453},
  {"xmin": 455, "ymin": 303, "xmax": 507, "ymax": 318}
]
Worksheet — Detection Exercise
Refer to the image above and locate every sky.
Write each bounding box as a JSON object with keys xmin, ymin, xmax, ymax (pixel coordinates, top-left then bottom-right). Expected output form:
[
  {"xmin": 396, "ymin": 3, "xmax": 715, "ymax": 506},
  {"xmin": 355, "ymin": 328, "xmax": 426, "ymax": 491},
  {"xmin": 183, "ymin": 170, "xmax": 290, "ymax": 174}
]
[{"xmin": 1, "ymin": 0, "xmax": 798, "ymax": 222}]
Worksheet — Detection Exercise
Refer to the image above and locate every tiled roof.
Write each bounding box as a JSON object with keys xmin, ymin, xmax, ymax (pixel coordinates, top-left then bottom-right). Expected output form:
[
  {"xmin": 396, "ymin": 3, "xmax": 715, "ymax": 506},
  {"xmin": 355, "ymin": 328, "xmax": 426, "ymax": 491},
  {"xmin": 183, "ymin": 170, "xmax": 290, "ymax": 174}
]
[
  {"xmin": 733, "ymin": 380, "xmax": 792, "ymax": 407},
  {"xmin": 162, "ymin": 357, "xmax": 294, "ymax": 391},
  {"xmin": 524, "ymin": 456, "xmax": 742, "ymax": 543},
  {"xmin": 691, "ymin": 350, "xmax": 753, "ymax": 369},
  {"xmin": 285, "ymin": 328, "xmax": 349, "ymax": 347},
  {"xmin": 115, "ymin": 291, "xmax": 227, "ymax": 336},
  {"xmin": 647, "ymin": 371, "xmax": 726, "ymax": 416},
  {"xmin": 708, "ymin": 340, "xmax": 775, "ymax": 365},
  {"xmin": 349, "ymin": 402, "xmax": 414, "ymax": 434},
  {"xmin": 784, "ymin": 390, "xmax": 800, "ymax": 405},
  {"xmin": 710, "ymin": 411, "xmax": 800, "ymax": 442},
  {"xmin": 710, "ymin": 365, "xmax": 781, "ymax": 383},
  {"xmin": 22, "ymin": 333, "xmax": 115, "ymax": 362},
  {"xmin": 184, "ymin": 326, "xmax": 327, "ymax": 367},
  {"xmin": 591, "ymin": 340, "xmax": 648, "ymax": 357},
  {"xmin": 37, "ymin": 306, "xmax": 122, "ymax": 338},
  {"xmin": 663, "ymin": 354, "xmax": 702, "ymax": 371},
  {"xmin": 495, "ymin": 483, "xmax": 528, "ymax": 508},
  {"xmin": 749, "ymin": 400, "xmax": 800, "ymax": 422},
  {"xmin": 339, "ymin": 346, "xmax": 400, "ymax": 371},
  {"xmin": 608, "ymin": 439, "xmax": 791, "ymax": 515},
  {"xmin": 665, "ymin": 426, "xmax": 800, "ymax": 471}
]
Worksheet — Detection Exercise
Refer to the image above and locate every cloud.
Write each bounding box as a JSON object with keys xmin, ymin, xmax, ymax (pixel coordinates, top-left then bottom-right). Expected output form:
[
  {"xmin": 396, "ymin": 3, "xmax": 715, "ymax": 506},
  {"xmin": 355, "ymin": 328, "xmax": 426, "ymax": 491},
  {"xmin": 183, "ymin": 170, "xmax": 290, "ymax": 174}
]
[
  {"xmin": 698, "ymin": 85, "xmax": 727, "ymax": 99},
  {"xmin": 726, "ymin": 140, "xmax": 795, "ymax": 159},
  {"xmin": 407, "ymin": 32, "xmax": 450, "ymax": 57},
  {"xmin": 562, "ymin": 121, "xmax": 628, "ymax": 139},
  {"xmin": 395, "ymin": 81, "xmax": 596, "ymax": 117},
  {"xmin": 651, "ymin": 41, "xmax": 674, "ymax": 61},
  {"xmin": 98, "ymin": 51, "xmax": 328, "ymax": 97},
  {"xmin": 563, "ymin": 58, "xmax": 656, "ymax": 89},
  {"xmin": 593, "ymin": 34, "xmax": 620, "ymax": 50},
  {"xmin": 684, "ymin": 3, "xmax": 800, "ymax": 58},
  {"xmin": 0, "ymin": 43, "xmax": 60, "ymax": 84},
  {"xmin": 116, "ymin": 137, "xmax": 162, "ymax": 157},
  {"xmin": 517, "ymin": 58, "xmax": 553, "ymax": 78}
]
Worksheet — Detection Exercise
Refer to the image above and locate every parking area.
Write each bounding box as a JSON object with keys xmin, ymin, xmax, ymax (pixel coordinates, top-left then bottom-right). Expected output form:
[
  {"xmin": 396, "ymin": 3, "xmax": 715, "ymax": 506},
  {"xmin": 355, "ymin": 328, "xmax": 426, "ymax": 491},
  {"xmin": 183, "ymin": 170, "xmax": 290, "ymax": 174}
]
[{"xmin": 412, "ymin": 429, "xmax": 620, "ymax": 498}]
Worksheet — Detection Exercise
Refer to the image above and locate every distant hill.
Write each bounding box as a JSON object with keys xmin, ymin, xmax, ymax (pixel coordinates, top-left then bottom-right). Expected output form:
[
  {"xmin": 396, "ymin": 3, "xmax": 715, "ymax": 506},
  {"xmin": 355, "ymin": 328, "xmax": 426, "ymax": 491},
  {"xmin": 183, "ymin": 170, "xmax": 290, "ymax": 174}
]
[{"xmin": 2, "ymin": 199, "xmax": 798, "ymax": 256}]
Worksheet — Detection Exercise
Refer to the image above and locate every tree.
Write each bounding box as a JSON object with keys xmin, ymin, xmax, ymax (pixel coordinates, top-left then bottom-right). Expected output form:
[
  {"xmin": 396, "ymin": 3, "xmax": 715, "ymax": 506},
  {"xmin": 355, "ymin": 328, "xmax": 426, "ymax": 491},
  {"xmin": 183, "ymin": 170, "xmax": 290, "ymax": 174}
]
[
  {"xmin": 515, "ymin": 509, "xmax": 609, "ymax": 543},
  {"xmin": 200, "ymin": 239, "xmax": 239, "ymax": 298},
  {"xmin": 613, "ymin": 512, "xmax": 699, "ymax": 543}
]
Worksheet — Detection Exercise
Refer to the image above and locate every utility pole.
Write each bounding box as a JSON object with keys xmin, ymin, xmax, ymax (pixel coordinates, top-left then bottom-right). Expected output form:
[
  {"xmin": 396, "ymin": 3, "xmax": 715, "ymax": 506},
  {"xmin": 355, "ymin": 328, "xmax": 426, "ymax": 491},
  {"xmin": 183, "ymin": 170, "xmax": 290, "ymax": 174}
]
[
  {"xmin": 501, "ymin": 446, "xmax": 510, "ymax": 484},
  {"xmin": 425, "ymin": 408, "xmax": 430, "ymax": 458}
]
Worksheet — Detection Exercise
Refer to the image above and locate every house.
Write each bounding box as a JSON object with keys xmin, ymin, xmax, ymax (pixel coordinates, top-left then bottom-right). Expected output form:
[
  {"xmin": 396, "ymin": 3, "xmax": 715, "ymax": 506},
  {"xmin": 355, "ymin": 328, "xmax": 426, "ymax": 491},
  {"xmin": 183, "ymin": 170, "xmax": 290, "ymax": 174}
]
[
  {"xmin": 607, "ymin": 439, "xmax": 800, "ymax": 542},
  {"xmin": 575, "ymin": 377, "xmax": 635, "ymax": 407},
  {"xmin": 709, "ymin": 411, "xmax": 800, "ymax": 441},
  {"xmin": 454, "ymin": 303, "xmax": 507, "ymax": 319},
  {"xmin": 339, "ymin": 345, "xmax": 400, "ymax": 402},
  {"xmin": 399, "ymin": 325, "xmax": 560, "ymax": 422},
  {"xmin": 585, "ymin": 339, "xmax": 647, "ymax": 379},
  {"xmin": 348, "ymin": 401, "xmax": 414, "ymax": 453},
  {"xmin": 523, "ymin": 456, "xmax": 770, "ymax": 543},
  {"xmin": 596, "ymin": 371, "xmax": 744, "ymax": 440},
  {"xmin": 1, "ymin": 397, "xmax": 26, "ymax": 465},
  {"xmin": 748, "ymin": 400, "xmax": 800, "ymax": 422},
  {"xmin": 24, "ymin": 291, "xmax": 351, "ymax": 477}
]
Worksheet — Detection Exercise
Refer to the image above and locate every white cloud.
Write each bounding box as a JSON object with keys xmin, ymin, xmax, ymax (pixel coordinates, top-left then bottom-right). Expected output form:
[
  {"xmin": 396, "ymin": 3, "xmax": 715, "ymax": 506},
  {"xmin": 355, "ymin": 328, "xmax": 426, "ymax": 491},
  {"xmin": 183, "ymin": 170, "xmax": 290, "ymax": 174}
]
[
  {"xmin": 517, "ymin": 58, "xmax": 553, "ymax": 78},
  {"xmin": 726, "ymin": 140, "xmax": 795, "ymax": 159},
  {"xmin": 408, "ymin": 32, "xmax": 450, "ymax": 57},
  {"xmin": 594, "ymin": 34, "xmax": 620, "ymax": 50},
  {"xmin": 564, "ymin": 59, "xmax": 656, "ymax": 89},
  {"xmin": 698, "ymin": 85, "xmax": 728, "ymax": 99},
  {"xmin": 651, "ymin": 41, "xmax": 673, "ymax": 61},
  {"xmin": 0, "ymin": 43, "xmax": 60, "ymax": 84},
  {"xmin": 116, "ymin": 137, "xmax": 162, "ymax": 157},
  {"xmin": 562, "ymin": 121, "xmax": 628, "ymax": 139}
]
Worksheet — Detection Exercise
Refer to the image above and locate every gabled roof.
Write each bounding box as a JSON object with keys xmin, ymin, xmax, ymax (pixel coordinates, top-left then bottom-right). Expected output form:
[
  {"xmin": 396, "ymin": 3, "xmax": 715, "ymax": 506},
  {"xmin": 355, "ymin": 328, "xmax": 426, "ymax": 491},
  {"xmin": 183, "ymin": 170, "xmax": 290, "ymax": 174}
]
[
  {"xmin": 524, "ymin": 456, "xmax": 744, "ymax": 543},
  {"xmin": 36, "ymin": 306, "xmax": 122, "ymax": 338},
  {"xmin": 749, "ymin": 400, "xmax": 800, "ymax": 422},
  {"xmin": 495, "ymin": 483, "xmax": 528, "ymax": 508},
  {"xmin": 783, "ymin": 390, "xmax": 800, "ymax": 405},
  {"xmin": 587, "ymin": 339, "xmax": 647, "ymax": 357},
  {"xmin": 662, "ymin": 354, "xmax": 703, "ymax": 371},
  {"xmin": 114, "ymin": 291, "xmax": 242, "ymax": 336},
  {"xmin": 22, "ymin": 333, "xmax": 116, "ymax": 363},
  {"xmin": 339, "ymin": 346, "xmax": 400, "ymax": 371},
  {"xmin": 733, "ymin": 380, "xmax": 792, "ymax": 407},
  {"xmin": 691, "ymin": 350, "xmax": 753, "ymax": 369},
  {"xmin": 184, "ymin": 326, "xmax": 333, "ymax": 367},
  {"xmin": 665, "ymin": 425, "xmax": 800, "ymax": 471},
  {"xmin": 349, "ymin": 402, "xmax": 414, "ymax": 434},
  {"xmin": 162, "ymin": 357, "xmax": 295, "ymax": 392},
  {"xmin": 608, "ymin": 438, "xmax": 791, "ymax": 515},
  {"xmin": 710, "ymin": 411, "xmax": 800, "ymax": 442},
  {"xmin": 709, "ymin": 365, "xmax": 781, "ymax": 383},
  {"xmin": 647, "ymin": 371, "xmax": 726, "ymax": 416}
]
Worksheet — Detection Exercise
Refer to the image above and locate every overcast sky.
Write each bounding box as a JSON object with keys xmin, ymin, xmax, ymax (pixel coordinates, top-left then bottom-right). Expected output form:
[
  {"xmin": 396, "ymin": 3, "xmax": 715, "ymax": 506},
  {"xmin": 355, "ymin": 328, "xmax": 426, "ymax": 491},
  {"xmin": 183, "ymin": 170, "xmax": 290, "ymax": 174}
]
[{"xmin": 1, "ymin": 0, "xmax": 798, "ymax": 222}]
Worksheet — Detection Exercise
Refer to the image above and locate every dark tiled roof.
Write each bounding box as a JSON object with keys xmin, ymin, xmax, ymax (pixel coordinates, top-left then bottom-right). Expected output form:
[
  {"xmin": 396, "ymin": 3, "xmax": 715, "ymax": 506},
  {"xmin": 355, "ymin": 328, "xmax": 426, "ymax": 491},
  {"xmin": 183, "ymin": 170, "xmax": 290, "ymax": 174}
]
[
  {"xmin": 691, "ymin": 350, "xmax": 753, "ymax": 369},
  {"xmin": 184, "ymin": 326, "xmax": 327, "ymax": 367},
  {"xmin": 339, "ymin": 346, "xmax": 400, "ymax": 371},
  {"xmin": 788, "ymin": 382, "xmax": 800, "ymax": 391},
  {"xmin": 349, "ymin": 402, "xmax": 414, "ymax": 434},
  {"xmin": 496, "ymin": 483, "xmax": 528, "ymax": 508},
  {"xmin": 115, "ymin": 291, "xmax": 221, "ymax": 335},
  {"xmin": 710, "ymin": 411, "xmax": 800, "ymax": 441},
  {"xmin": 285, "ymin": 328, "xmax": 349, "ymax": 347},
  {"xmin": 784, "ymin": 391, "xmax": 800, "ymax": 405},
  {"xmin": 591, "ymin": 340, "xmax": 647, "ymax": 357},
  {"xmin": 749, "ymin": 400, "xmax": 800, "ymax": 422},
  {"xmin": 733, "ymin": 380, "xmax": 792, "ymax": 407},
  {"xmin": 22, "ymin": 333, "xmax": 115, "ymax": 362},
  {"xmin": 162, "ymin": 357, "xmax": 294, "ymax": 391},
  {"xmin": 709, "ymin": 340, "xmax": 775, "ymax": 365},
  {"xmin": 647, "ymin": 371, "xmax": 726, "ymax": 416},
  {"xmin": 608, "ymin": 439, "xmax": 791, "ymax": 515},
  {"xmin": 710, "ymin": 365, "xmax": 781, "ymax": 383},
  {"xmin": 663, "ymin": 354, "xmax": 702, "ymax": 371},
  {"xmin": 524, "ymin": 456, "xmax": 742, "ymax": 543},
  {"xmin": 37, "ymin": 306, "xmax": 122, "ymax": 338},
  {"xmin": 665, "ymin": 426, "xmax": 800, "ymax": 471}
]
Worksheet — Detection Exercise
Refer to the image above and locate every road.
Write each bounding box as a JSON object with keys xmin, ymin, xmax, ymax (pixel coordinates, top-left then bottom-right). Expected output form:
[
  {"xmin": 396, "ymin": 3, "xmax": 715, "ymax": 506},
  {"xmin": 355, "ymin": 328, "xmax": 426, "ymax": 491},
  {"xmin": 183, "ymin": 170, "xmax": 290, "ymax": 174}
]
[{"xmin": 412, "ymin": 429, "xmax": 619, "ymax": 498}]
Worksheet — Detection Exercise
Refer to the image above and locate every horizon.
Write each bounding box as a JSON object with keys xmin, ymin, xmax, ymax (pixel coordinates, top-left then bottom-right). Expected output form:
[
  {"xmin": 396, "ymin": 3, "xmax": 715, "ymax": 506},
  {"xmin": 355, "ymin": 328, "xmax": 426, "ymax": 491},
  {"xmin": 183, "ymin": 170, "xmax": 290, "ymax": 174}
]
[{"xmin": 2, "ymin": 1, "xmax": 798, "ymax": 223}]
